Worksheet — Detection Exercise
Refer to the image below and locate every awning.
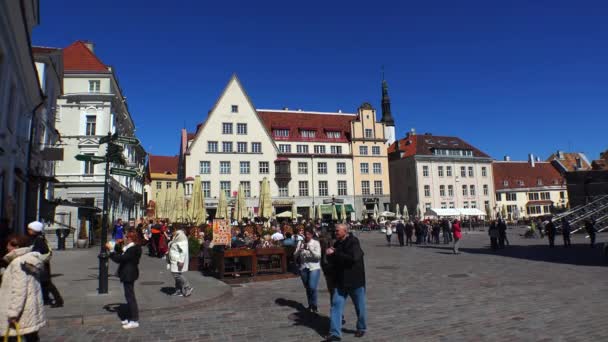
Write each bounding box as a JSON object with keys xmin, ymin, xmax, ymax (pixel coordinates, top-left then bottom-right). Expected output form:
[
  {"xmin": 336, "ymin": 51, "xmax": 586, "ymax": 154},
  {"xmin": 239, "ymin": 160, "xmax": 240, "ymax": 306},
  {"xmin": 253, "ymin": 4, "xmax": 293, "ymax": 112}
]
[
  {"xmin": 426, "ymin": 208, "xmax": 461, "ymax": 217},
  {"xmin": 526, "ymin": 200, "xmax": 553, "ymax": 206},
  {"xmin": 320, "ymin": 205, "xmax": 333, "ymax": 215},
  {"xmin": 459, "ymin": 208, "xmax": 487, "ymax": 216},
  {"xmin": 335, "ymin": 204, "xmax": 355, "ymax": 214}
]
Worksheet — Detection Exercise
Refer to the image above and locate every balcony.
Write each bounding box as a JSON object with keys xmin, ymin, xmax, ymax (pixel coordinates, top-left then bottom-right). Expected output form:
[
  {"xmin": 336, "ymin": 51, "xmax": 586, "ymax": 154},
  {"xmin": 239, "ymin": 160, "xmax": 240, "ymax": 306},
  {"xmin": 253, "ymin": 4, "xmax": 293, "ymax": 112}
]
[{"xmin": 274, "ymin": 159, "xmax": 291, "ymax": 183}]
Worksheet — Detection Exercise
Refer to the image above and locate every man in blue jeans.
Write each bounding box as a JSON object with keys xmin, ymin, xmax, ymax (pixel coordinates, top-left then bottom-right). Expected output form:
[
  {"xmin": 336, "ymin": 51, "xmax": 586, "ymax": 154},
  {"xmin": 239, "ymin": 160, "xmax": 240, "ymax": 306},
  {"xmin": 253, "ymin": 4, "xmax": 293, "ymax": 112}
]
[{"xmin": 324, "ymin": 224, "xmax": 367, "ymax": 341}]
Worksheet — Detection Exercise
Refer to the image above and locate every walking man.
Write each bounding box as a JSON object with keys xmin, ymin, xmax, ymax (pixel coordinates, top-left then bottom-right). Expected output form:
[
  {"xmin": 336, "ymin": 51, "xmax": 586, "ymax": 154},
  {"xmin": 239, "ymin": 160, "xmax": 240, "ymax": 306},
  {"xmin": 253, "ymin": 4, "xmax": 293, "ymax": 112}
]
[
  {"xmin": 442, "ymin": 219, "xmax": 451, "ymax": 244},
  {"xmin": 396, "ymin": 220, "xmax": 405, "ymax": 247},
  {"xmin": 497, "ymin": 219, "xmax": 507, "ymax": 249},
  {"xmin": 405, "ymin": 221, "xmax": 414, "ymax": 246},
  {"xmin": 324, "ymin": 224, "xmax": 367, "ymax": 341},
  {"xmin": 546, "ymin": 219, "xmax": 556, "ymax": 247},
  {"xmin": 561, "ymin": 218, "xmax": 571, "ymax": 247},
  {"xmin": 585, "ymin": 219, "xmax": 597, "ymax": 248}
]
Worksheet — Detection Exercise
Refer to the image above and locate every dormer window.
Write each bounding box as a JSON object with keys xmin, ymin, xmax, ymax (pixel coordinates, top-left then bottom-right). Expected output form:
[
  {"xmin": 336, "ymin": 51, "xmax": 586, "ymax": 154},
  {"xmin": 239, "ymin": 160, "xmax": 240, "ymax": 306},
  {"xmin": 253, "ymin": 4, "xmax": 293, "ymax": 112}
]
[
  {"xmin": 273, "ymin": 129, "xmax": 289, "ymax": 137},
  {"xmin": 537, "ymin": 178, "xmax": 543, "ymax": 186},
  {"xmin": 503, "ymin": 180, "xmax": 509, "ymax": 187},
  {"xmin": 301, "ymin": 129, "xmax": 316, "ymax": 138},
  {"xmin": 326, "ymin": 131, "xmax": 341, "ymax": 139},
  {"xmin": 517, "ymin": 180, "xmax": 524, "ymax": 186},
  {"xmin": 231, "ymin": 105, "xmax": 238, "ymax": 113}
]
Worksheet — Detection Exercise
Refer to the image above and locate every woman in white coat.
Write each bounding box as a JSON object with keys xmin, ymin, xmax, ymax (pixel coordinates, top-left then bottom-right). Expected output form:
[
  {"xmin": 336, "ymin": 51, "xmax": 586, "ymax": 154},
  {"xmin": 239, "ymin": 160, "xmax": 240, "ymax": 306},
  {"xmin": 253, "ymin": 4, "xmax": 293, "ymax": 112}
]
[
  {"xmin": 167, "ymin": 229, "xmax": 193, "ymax": 297},
  {"xmin": 294, "ymin": 228, "xmax": 322, "ymax": 313},
  {"xmin": 0, "ymin": 235, "xmax": 46, "ymax": 342}
]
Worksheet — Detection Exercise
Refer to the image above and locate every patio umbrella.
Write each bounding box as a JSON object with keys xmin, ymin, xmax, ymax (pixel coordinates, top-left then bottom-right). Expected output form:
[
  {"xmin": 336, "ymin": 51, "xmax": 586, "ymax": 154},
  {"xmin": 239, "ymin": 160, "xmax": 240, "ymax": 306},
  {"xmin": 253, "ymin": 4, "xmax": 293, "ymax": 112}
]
[
  {"xmin": 217, "ymin": 189, "xmax": 228, "ymax": 219},
  {"xmin": 309, "ymin": 206, "xmax": 314, "ymax": 220},
  {"xmin": 188, "ymin": 176, "xmax": 206, "ymax": 225},
  {"xmin": 341, "ymin": 203, "xmax": 347, "ymax": 223},
  {"xmin": 291, "ymin": 201, "xmax": 298, "ymax": 221},
  {"xmin": 156, "ymin": 189, "xmax": 166, "ymax": 219},
  {"xmin": 373, "ymin": 204, "xmax": 379, "ymax": 220},
  {"xmin": 165, "ymin": 185, "xmax": 176, "ymax": 222},
  {"xmin": 257, "ymin": 178, "xmax": 266, "ymax": 219},
  {"xmin": 395, "ymin": 203, "xmax": 401, "ymax": 219},
  {"xmin": 332, "ymin": 204, "xmax": 338, "ymax": 221},
  {"xmin": 236, "ymin": 183, "xmax": 247, "ymax": 222},
  {"xmin": 403, "ymin": 204, "xmax": 409, "ymax": 221},
  {"xmin": 316, "ymin": 204, "xmax": 322, "ymax": 220},
  {"xmin": 361, "ymin": 209, "xmax": 367, "ymax": 221},
  {"xmin": 173, "ymin": 183, "xmax": 186, "ymax": 223}
]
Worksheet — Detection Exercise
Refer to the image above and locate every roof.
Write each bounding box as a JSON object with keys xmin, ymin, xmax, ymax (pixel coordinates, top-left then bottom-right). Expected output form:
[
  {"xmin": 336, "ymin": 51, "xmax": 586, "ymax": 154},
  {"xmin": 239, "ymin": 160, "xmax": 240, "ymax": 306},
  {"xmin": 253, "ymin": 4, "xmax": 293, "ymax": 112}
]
[
  {"xmin": 546, "ymin": 151, "xmax": 591, "ymax": 172},
  {"xmin": 187, "ymin": 132, "xmax": 196, "ymax": 140},
  {"xmin": 148, "ymin": 155, "xmax": 178, "ymax": 175},
  {"xmin": 62, "ymin": 41, "xmax": 109, "ymax": 73},
  {"xmin": 591, "ymin": 149, "xmax": 608, "ymax": 170},
  {"xmin": 492, "ymin": 161, "xmax": 564, "ymax": 191},
  {"xmin": 388, "ymin": 134, "xmax": 491, "ymax": 159},
  {"xmin": 32, "ymin": 46, "xmax": 61, "ymax": 54},
  {"xmin": 257, "ymin": 110, "xmax": 355, "ymax": 143}
]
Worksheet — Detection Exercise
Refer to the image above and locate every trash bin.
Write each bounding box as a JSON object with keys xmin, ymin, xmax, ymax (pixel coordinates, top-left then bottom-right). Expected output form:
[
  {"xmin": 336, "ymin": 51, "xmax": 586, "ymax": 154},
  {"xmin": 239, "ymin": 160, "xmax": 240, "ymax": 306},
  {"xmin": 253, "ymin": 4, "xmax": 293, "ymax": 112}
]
[{"xmin": 56, "ymin": 228, "xmax": 70, "ymax": 250}]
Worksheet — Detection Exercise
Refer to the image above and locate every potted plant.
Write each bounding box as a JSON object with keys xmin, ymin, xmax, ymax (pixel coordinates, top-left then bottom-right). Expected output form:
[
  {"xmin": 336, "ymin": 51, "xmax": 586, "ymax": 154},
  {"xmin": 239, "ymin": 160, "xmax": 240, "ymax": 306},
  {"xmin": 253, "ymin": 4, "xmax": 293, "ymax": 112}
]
[
  {"xmin": 76, "ymin": 218, "xmax": 88, "ymax": 248},
  {"xmin": 188, "ymin": 235, "xmax": 202, "ymax": 271}
]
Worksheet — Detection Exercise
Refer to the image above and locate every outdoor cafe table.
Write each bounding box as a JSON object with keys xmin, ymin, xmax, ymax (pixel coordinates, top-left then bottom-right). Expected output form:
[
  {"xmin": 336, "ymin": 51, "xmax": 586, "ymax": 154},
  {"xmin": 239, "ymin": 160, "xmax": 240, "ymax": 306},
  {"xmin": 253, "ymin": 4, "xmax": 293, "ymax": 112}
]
[
  {"xmin": 255, "ymin": 247, "xmax": 287, "ymax": 274},
  {"xmin": 215, "ymin": 248, "xmax": 257, "ymax": 279}
]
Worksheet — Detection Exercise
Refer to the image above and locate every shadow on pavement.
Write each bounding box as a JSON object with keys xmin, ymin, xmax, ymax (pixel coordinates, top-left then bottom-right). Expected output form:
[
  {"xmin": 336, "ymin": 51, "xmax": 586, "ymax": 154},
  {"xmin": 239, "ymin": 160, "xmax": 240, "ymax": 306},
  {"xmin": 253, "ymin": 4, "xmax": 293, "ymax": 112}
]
[
  {"xmin": 275, "ymin": 298, "xmax": 329, "ymax": 337},
  {"xmin": 160, "ymin": 286, "xmax": 177, "ymax": 295},
  {"xmin": 103, "ymin": 303, "xmax": 128, "ymax": 321}
]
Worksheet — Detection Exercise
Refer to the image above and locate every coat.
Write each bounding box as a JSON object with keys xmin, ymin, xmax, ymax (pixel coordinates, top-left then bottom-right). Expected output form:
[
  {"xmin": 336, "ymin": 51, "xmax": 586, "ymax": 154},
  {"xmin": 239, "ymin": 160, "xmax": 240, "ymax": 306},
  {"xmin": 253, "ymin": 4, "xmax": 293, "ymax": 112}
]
[
  {"xmin": 0, "ymin": 247, "xmax": 46, "ymax": 336},
  {"xmin": 329, "ymin": 234, "xmax": 366, "ymax": 289},
  {"xmin": 110, "ymin": 243, "xmax": 142, "ymax": 283},
  {"xmin": 294, "ymin": 239, "xmax": 321, "ymax": 271},
  {"xmin": 167, "ymin": 230, "xmax": 189, "ymax": 273},
  {"xmin": 452, "ymin": 221, "xmax": 462, "ymax": 239},
  {"xmin": 395, "ymin": 222, "xmax": 405, "ymax": 234}
]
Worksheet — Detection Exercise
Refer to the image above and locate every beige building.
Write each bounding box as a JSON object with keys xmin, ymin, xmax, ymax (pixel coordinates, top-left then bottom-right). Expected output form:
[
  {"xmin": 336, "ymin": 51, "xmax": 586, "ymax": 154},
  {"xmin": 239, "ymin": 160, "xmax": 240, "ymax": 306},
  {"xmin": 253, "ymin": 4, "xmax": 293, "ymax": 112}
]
[
  {"xmin": 351, "ymin": 103, "xmax": 391, "ymax": 216},
  {"xmin": 145, "ymin": 155, "xmax": 179, "ymax": 214}
]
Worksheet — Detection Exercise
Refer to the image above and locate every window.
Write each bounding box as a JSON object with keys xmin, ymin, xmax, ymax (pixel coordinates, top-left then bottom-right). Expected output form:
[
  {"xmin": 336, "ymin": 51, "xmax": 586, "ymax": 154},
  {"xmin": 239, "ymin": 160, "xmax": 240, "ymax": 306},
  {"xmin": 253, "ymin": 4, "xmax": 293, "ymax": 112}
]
[
  {"xmin": 440, "ymin": 202, "xmax": 447, "ymax": 209},
  {"xmin": 543, "ymin": 205, "xmax": 551, "ymax": 213},
  {"xmin": 239, "ymin": 181, "xmax": 251, "ymax": 197},
  {"xmin": 537, "ymin": 178, "xmax": 543, "ymax": 186},
  {"xmin": 528, "ymin": 192, "xmax": 540, "ymax": 201},
  {"xmin": 298, "ymin": 162, "xmax": 308, "ymax": 174},
  {"xmin": 374, "ymin": 181, "xmax": 383, "ymax": 195},
  {"xmin": 448, "ymin": 185, "xmax": 454, "ymax": 197},
  {"xmin": 231, "ymin": 105, "xmax": 238, "ymax": 113},
  {"xmin": 240, "ymin": 161, "xmax": 250, "ymax": 174},
  {"xmin": 425, "ymin": 203, "xmax": 432, "ymax": 211},
  {"xmin": 360, "ymin": 163, "xmax": 369, "ymax": 174},
  {"xmin": 85, "ymin": 115, "xmax": 96, "ymax": 135},
  {"xmin": 460, "ymin": 166, "xmax": 466, "ymax": 177},
  {"xmin": 88, "ymin": 80, "xmax": 100, "ymax": 93},
  {"xmin": 259, "ymin": 161, "xmax": 269, "ymax": 174},
  {"xmin": 424, "ymin": 185, "xmax": 430, "ymax": 197},
  {"xmin": 222, "ymin": 142, "xmax": 233, "ymax": 153},
  {"xmin": 365, "ymin": 129, "xmax": 373, "ymax": 138},
  {"xmin": 199, "ymin": 161, "xmax": 210, "ymax": 174},
  {"xmin": 373, "ymin": 163, "xmax": 382, "ymax": 174},
  {"xmin": 503, "ymin": 180, "xmax": 509, "ymax": 187},
  {"xmin": 220, "ymin": 181, "xmax": 231, "ymax": 197},
  {"xmin": 84, "ymin": 154, "xmax": 95, "ymax": 175},
  {"xmin": 361, "ymin": 181, "xmax": 370, "ymax": 195},
  {"xmin": 296, "ymin": 145, "xmax": 309, "ymax": 154},
  {"xmin": 273, "ymin": 129, "xmax": 289, "ymax": 137},
  {"xmin": 278, "ymin": 183, "xmax": 289, "ymax": 197},
  {"xmin": 318, "ymin": 162, "xmax": 327, "ymax": 174},
  {"xmin": 496, "ymin": 193, "xmax": 502, "ymax": 201},
  {"xmin": 470, "ymin": 185, "xmax": 475, "ymax": 196},
  {"xmin": 359, "ymin": 146, "xmax": 368, "ymax": 155},
  {"xmin": 484, "ymin": 200, "xmax": 490, "ymax": 210},
  {"xmin": 279, "ymin": 144, "xmax": 291, "ymax": 153},
  {"xmin": 439, "ymin": 185, "xmax": 446, "ymax": 197},
  {"xmin": 327, "ymin": 131, "xmax": 340, "ymax": 139},
  {"xmin": 166, "ymin": 182, "xmax": 172, "ymax": 189},
  {"xmin": 482, "ymin": 167, "xmax": 487, "ymax": 177},
  {"xmin": 560, "ymin": 191, "xmax": 565, "ymax": 199},
  {"xmin": 423, "ymin": 166, "xmax": 429, "ymax": 177},
  {"xmin": 208, "ymin": 141, "xmax": 218, "ymax": 152},
  {"xmin": 330, "ymin": 145, "xmax": 342, "ymax": 154},
  {"xmin": 237, "ymin": 123, "xmax": 247, "ymax": 135},
  {"xmin": 202, "ymin": 181, "xmax": 211, "ymax": 198},
  {"xmin": 301, "ymin": 130, "xmax": 316, "ymax": 138},
  {"xmin": 446, "ymin": 166, "xmax": 452, "ymax": 177},
  {"xmin": 368, "ymin": 146, "xmax": 379, "ymax": 156},
  {"xmin": 468, "ymin": 166, "xmax": 474, "ymax": 177},
  {"xmin": 462, "ymin": 185, "xmax": 468, "ymax": 196},
  {"xmin": 156, "ymin": 181, "xmax": 161, "ymax": 190},
  {"xmin": 237, "ymin": 142, "xmax": 247, "ymax": 153},
  {"xmin": 220, "ymin": 161, "xmax": 231, "ymax": 174},
  {"xmin": 314, "ymin": 145, "xmax": 326, "ymax": 154},
  {"xmin": 438, "ymin": 166, "xmax": 444, "ymax": 177},
  {"xmin": 483, "ymin": 184, "xmax": 489, "ymax": 196},
  {"xmin": 252, "ymin": 142, "xmax": 261, "ymax": 153},
  {"xmin": 336, "ymin": 162, "xmax": 346, "ymax": 174},
  {"xmin": 299, "ymin": 181, "xmax": 309, "ymax": 196},
  {"xmin": 338, "ymin": 181, "xmax": 347, "ymax": 196},
  {"xmin": 506, "ymin": 192, "xmax": 517, "ymax": 201},
  {"xmin": 541, "ymin": 192, "xmax": 551, "ymax": 200},
  {"xmin": 449, "ymin": 202, "xmax": 455, "ymax": 208},
  {"xmin": 318, "ymin": 181, "xmax": 328, "ymax": 196},
  {"xmin": 222, "ymin": 123, "xmax": 233, "ymax": 134},
  {"xmin": 463, "ymin": 201, "xmax": 469, "ymax": 208},
  {"xmin": 527, "ymin": 206, "xmax": 542, "ymax": 215}
]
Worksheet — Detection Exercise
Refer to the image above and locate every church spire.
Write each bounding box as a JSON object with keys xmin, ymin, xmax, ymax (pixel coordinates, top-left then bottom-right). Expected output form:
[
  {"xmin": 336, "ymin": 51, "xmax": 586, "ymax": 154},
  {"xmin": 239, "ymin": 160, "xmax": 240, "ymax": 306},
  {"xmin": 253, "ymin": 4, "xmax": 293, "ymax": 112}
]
[{"xmin": 381, "ymin": 71, "xmax": 395, "ymax": 127}]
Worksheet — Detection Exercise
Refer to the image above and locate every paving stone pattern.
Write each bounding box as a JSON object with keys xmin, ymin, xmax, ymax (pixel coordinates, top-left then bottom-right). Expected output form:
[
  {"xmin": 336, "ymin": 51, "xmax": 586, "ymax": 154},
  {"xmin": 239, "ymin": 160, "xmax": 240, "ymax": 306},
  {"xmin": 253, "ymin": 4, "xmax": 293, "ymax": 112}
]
[{"xmin": 41, "ymin": 229, "xmax": 608, "ymax": 341}]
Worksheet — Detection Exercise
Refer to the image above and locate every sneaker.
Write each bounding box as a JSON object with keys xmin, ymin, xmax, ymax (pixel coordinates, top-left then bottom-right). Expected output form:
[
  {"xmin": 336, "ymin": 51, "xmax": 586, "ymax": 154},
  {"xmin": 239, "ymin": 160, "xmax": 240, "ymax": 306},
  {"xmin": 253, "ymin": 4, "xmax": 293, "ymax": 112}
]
[
  {"xmin": 122, "ymin": 321, "xmax": 139, "ymax": 329},
  {"xmin": 121, "ymin": 320, "xmax": 129, "ymax": 325},
  {"xmin": 184, "ymin": 287, "xmax": 193, "ymax": 297},
  {"xmin": 171, "ymin": 290, "xmax": 183, "ymax": 296}
]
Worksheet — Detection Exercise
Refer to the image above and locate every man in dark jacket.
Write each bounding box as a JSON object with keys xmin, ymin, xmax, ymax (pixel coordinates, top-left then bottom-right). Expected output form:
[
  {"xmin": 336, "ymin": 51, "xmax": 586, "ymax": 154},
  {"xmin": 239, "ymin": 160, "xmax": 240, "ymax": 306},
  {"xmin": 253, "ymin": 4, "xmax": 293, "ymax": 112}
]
[
  {"xmin": 585, "ymin": 219, "xmax": 597, "ymax": 248},
  {"xmin": 108, "ymin": 231, "xmax": 142, "ymax": 329},
  {"xmin": 324, "ymin": 224, "xmax": 366, "ymax": 341},
  {"xmin": 27, "ymin": 221, "xmax": 64, "ymax": 307},
  {"xmin": 497, "ymin": 219, "xmax": 507, "ymax": 249},
  {"xmin": 561, "ymin": 218, "xmax": 571, "ymax": 247},
  {"xmin": 442, "ymin": 219, "xmax": 451, "ymax": 244},
  {"xmin": 395, "ymin": 220, "xmax": 405, "ymax": 247}
]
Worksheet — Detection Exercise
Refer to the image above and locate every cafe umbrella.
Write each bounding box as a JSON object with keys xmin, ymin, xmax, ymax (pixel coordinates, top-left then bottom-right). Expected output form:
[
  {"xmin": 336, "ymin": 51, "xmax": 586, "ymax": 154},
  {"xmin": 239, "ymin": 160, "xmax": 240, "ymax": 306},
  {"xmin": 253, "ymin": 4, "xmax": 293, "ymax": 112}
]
[
  {"xmin": 332, "ymin": 203, "xmax": 338, "ymax": 221},
  {"xmin": 235, "ymin": 183, "xmax": 247, "ymax": 222},
  {"xmin": 341, "ymin": 203, "xmax": 347, "ymax": 223},
  {"xmin": 403, "ymin": 204, "xmax": 409, "ymax": 222},
  {"xmin": 188, "ymin": 175, "xmax": 206, "ymax": 225},
  {"xmin": 217, "ymin": 189, "xmax": 228, "ymax": 219},
  {"xmin": 395, "ymin": 203, "xmax": 401, "ymax": 219},
  {"xmin": 291, "ymin": 201, "xmax": 297, "ymax": 221},
  {"xmin": 173, "ymin": 182, "xmax": 186, "ymax": 223}
]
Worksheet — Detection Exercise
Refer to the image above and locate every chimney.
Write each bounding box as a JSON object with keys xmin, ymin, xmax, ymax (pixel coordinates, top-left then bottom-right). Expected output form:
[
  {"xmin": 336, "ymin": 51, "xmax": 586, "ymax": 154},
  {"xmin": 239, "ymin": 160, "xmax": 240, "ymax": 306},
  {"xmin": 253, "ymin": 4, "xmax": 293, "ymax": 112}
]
[
  {"xmin": 282, "ymin": 107, "xmax": 289, "ymax": 111},
  {"xmin": 410, "ymin": 128, "xmax": 416, "ymax": 136},
  {"xmin": 529, "ymin": 153, "xmax": 535, "ymax": 167},
  {"xmin": 575, "ymin": 157, "xmax": 582, "ymax": 169},
  {"xmin": 338, "ymin": 109, "xmax": 342, "ymax": 113},
  {"xmin": 557, "ymin": 150, "xmax": 564, "ymax": 159},
  {"xmin": 504, "ymin": 155, "xmax": 510, "ymax": 161},
  {"xmin": 82, "ymin": 40, "xmax": 94, "ymax": 52}
]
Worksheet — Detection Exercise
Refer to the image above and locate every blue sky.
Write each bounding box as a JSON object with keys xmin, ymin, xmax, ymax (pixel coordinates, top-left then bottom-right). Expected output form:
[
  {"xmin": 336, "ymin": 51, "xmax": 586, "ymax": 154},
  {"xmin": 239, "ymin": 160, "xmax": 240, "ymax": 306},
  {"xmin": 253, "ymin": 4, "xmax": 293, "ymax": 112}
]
[{"xmin": 33, "ymin": 0, "xmax": 607, "ymax": 161}]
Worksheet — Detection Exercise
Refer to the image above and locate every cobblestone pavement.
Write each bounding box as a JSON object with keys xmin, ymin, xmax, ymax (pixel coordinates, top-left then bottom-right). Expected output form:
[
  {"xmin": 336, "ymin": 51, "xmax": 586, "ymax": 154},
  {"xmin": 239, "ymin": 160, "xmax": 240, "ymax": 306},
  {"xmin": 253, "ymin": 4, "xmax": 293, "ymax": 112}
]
[{"xmin": 41, "ymin": 229, "xmax": 608, "ymax": 341}]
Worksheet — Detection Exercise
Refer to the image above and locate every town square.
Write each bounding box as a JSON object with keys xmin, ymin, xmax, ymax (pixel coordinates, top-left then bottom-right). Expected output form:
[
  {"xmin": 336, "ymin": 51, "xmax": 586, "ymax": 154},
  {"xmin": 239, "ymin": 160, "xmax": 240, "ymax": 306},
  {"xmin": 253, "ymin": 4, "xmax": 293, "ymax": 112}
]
[{"xmin": 1, "ymin": 1, "xmax": 608, "ymax": 341}]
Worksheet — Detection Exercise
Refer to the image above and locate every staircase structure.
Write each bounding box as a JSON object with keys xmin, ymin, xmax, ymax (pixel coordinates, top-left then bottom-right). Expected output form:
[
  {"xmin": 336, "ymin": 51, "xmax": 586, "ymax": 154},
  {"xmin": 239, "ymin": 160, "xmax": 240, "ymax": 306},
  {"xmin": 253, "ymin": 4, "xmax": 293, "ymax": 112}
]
[{"xmin": 552, "ymin": 195, "xmax": 608, "ymax": 233}]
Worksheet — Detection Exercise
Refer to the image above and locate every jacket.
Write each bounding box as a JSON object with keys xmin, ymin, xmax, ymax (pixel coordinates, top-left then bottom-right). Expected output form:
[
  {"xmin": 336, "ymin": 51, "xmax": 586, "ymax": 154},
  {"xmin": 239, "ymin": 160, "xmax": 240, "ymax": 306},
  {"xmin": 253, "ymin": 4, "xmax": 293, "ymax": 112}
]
[
  {"xmin": 167, "ymin": 230, "xmax": 189, "ymax": 273},
  {"xmin": 329, "ymin": 234, "xmax": 366, "ymax": 289},
  {"xmin": 452, "ymin": 221, "xmax": 462, "ymax": 239},
  {"xmin": 0, "ymin": 247, "xmax": 46, "ymax": 336},
  {"xmin": 396, "ymin": 222, "xmax": 405, "ymax": 234},
  {"xmin": 110, "ymin": 243, "xmax": 142, "ymax": 283},
  {"xmin": 294, "ymin": 239, "xmax": 321, "ymax": 271}
]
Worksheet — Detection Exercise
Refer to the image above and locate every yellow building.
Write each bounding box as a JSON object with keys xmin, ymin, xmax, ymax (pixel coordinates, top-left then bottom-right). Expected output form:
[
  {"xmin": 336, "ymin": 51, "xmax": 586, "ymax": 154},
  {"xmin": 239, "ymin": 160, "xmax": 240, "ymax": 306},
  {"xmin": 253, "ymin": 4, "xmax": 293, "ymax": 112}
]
[
  {"xmin": 145, "ymin": 155, "xmax": 179, "ymax": 216},
  {"xmin": 351, "ymin": 103, "xmax": 391, "ymax": 218}
]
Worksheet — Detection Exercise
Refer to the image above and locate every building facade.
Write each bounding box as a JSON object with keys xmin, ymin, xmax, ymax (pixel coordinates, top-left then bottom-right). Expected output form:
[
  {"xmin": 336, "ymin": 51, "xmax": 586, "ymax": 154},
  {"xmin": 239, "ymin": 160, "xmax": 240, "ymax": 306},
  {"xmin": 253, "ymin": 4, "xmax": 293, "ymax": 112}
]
[
  {"xmin": 493, "ymin": 158, "xmax": 568, "ymax": 220},
  {"xmin": 389, "ymin": 132, "xmax": 495, "ymax": 218},
  {"xmin": 546, "ymin": 150, "xmax": 591, "ymax": 173},
  {"xmin": 145, "ymin": 155, "xmax": 178, "ymax": 214},
  {"xmin": 350, "ymin": 103, "xmax": 391, "ymax": 216},
  {"xmin": 52, "ymin": 41, "xmax": 146, "ymax": 243}
]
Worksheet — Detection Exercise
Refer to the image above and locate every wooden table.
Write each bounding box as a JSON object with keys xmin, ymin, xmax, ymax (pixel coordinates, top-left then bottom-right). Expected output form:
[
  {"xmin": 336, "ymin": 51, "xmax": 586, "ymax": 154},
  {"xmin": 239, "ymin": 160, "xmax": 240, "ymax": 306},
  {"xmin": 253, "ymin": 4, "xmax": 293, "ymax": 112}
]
[
  {"xmin": 255, "ymin": 247, "xmax": 287, "ymax": 274},
  {"xmin": 215, "ymin": 248, "xmax": 256, "ymax": 279}
]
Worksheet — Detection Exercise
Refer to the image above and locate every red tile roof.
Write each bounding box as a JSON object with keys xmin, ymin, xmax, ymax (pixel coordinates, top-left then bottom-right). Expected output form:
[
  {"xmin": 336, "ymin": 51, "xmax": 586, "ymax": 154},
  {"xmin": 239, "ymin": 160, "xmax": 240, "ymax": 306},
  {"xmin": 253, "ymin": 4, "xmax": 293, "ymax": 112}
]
[
  {"xmin": 62, "ymin": 41, "xmax": 109, "ymax": 73},
  {"xmin": 546, "ymin": 152, "xmax": 591, "ymax": 172},
  {"xmin": 187, "ymin": 132, "xmax": 196, "ymax": 141},
  {"xmin": 148, "ymin": 155, "xmax": 178, "ymax": 175},
  {"xmin": 388, "ymin": 134, "xmax": 491, "ymax": 159},
  {"xmin": 591, "ymin": 149, "xmax": 608, "ymax": 170},
  {"xmin": 257, "ymin": 110, "xmax": 355, "ymax": 143},
  {"xmin": 492, "ymin": 161, "xmax": 564, "ymax": 191}
]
